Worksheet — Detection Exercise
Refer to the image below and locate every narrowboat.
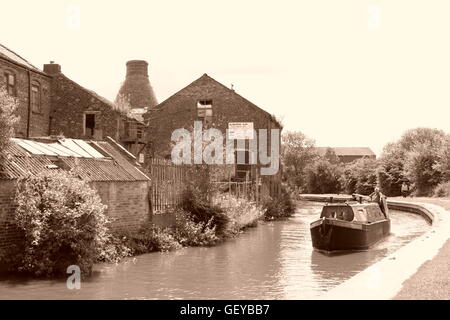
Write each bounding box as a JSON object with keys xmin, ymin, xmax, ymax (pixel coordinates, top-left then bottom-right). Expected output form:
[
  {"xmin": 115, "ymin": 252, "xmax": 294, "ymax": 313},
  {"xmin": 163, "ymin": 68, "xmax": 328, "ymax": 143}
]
[{"xmin": 310, "ymin": 198, "xmax": 390, "ymax": 252}]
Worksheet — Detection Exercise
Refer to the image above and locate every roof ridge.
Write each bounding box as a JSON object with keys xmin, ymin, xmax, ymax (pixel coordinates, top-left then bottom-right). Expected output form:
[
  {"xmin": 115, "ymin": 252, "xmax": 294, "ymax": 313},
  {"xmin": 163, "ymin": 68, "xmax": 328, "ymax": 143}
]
[
  {"xmin": 0, "ymin": 43, "xmax": 40, "ymax": 71},
  {"xmin": 146, "ymin": 73, "xmax": 281, "ymax": 128}
]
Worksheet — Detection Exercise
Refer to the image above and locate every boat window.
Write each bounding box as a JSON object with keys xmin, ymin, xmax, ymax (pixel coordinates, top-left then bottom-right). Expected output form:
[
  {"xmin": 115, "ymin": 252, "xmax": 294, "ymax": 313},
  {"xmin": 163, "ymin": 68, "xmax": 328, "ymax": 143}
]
[
  {"xmin": 342, "ymin": 209, "xmax": 354, "ymax": 222},
  {"xmin": 320, "ymin": 207, "xmax": 354, "ymax": 221},
  {"xmin": 353, "ymin": 209, "xmax": 367, "ymax": 222},
  {"xmin": 320, "ymin": 208, "xmax": 337, "ymax": 218}
]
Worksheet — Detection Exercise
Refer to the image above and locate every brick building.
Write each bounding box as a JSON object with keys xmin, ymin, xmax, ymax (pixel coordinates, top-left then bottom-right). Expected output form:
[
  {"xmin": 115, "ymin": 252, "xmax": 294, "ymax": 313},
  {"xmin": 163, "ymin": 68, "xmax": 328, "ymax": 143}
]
[
  {"xmin": 0, "ymin": 137, "xmax": 151, "ymax": 260},
  {"xmin": 314, "ymin": 147, "xmax": 376, "ymax": 163},
  {"xmin": 144, "ymin": 74, "xmax": 282, "ymax": 197},
  {"xmin": 114, "ymin": 60, "xmax": 158, "ymax": 160},
  {"xmin": 0, "ymin": 44, "xmax": 52, "ymax": 138},
  {"xmin": 44, "ymin": 62, "xmax": 147, "ymax": 159}
]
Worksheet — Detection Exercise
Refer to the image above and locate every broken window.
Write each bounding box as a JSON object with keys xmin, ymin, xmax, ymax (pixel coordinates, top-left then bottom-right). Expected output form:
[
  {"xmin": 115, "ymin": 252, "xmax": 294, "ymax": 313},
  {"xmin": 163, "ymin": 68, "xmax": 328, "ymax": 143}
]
[
  {"xmin": 84, "ymin": 113, "xmax": 96, "ymax": 137},
  {"xmin": 4, "ymin": 72, "xmax": 16, "ymax": 96},
  {"xmin": 235, "ymin": 149, "xmax": 252, "ymax": 181},
  {"xmin": 31, "ymin": 84, "xmax": 41, "ymax": 113},
  {"xmin": 197, "ymin": 100, "xmax": 213, "ymax": 125}
]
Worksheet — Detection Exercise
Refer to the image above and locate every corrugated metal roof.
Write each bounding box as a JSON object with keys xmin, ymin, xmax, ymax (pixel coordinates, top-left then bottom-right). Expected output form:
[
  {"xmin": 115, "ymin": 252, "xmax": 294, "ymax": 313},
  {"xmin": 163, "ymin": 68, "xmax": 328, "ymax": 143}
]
[
  {"xmin": 1, "ymin": 138, "xmax": 149, "ymax": 182},
  {"xmin": 314, "ymin": 147, "xmax": 376, "ymax": 157},
  {"xmin": 93, "ymin": 141, "xmax": 150, "ymax": 181}
]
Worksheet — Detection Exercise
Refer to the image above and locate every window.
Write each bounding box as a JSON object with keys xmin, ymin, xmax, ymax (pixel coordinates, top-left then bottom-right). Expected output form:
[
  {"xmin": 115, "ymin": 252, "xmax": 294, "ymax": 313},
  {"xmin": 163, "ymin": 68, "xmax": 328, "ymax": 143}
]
[
  {"xmin": 31, "ymin": 84, "xmax": 41, "ymax": 113},
  {"xmin": 84, "ymin": 113, "xmax": 96, "ymax": 137},
  {"xmin": 235, "ymin": 149, "xmax": 252, "ymax": 181},
  {"xmin": 4, "ymin": 72, "xmax": 16, "ymax": 96},
  {"xmin": 197, "ymin": 100, "xmax": 212, "ymax": 125}
]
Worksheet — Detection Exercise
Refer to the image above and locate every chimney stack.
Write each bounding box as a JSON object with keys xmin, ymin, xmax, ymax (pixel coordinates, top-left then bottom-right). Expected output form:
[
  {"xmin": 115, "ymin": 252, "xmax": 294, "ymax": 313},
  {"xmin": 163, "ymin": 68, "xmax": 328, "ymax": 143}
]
[
  {"xmin": 43, "ymin": 61, "xmax": 61, "ymax": 75},
  {"xmin": 116, "ymin": 60, "xmax": 158, "ymax": 110}
]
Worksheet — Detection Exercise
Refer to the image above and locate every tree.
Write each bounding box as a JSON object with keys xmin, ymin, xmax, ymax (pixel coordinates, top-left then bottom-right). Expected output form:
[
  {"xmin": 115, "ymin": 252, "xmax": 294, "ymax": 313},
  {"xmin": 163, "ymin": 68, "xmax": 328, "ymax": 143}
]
[
  {"xmin": 404, "ymin": 142, "xmax": 443, "ymax": 196},
  {"xmin": 323, "ymin": 147, "xmax": 340, "ymax": 164},
  {"xmin": 434, "ymin": 134, "xmax": 450, "ymax": 182},
  {"xmin": 281, "ymin": 131, "xmax": 317, "ymax": 191},
  {"xmin": 0, "ymin": 86, "xmax": 19, "ymax": 157},
  {"xmin": 377, "ymin": 142, "xmax": 406, "ymax": 196},
  {"xmin": 378, "ymin": 127, "xmax": 447, "ymax": 196},
  {"xmin": 341, "ymin": 158, "xmax": 379, "ymax": 195},
  {"xmin": 305, "ymin": 159, "xmax": 342, "ymax": 194},
  {"xmin": 14, "ymin": 171, "xmax": 118, "ymax": 276}
]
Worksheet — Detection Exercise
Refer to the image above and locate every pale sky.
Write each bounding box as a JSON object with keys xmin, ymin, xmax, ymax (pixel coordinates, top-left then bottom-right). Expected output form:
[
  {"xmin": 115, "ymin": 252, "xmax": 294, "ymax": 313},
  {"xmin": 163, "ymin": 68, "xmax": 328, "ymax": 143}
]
[{"xmin": 2, "ymin": 0, "xmax": 449, "ymax": 155}]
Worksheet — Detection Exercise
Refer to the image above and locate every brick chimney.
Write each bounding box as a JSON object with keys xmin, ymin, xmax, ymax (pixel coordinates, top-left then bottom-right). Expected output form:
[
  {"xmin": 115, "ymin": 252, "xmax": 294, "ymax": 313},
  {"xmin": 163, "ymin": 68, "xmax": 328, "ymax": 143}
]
[
  {"xmin": 115, "ymin": 60, "xmax": 158, "ymax": 110},
  {"xmin": 43, "ymin": 61, "xmax": 61, "ymax": 75}
]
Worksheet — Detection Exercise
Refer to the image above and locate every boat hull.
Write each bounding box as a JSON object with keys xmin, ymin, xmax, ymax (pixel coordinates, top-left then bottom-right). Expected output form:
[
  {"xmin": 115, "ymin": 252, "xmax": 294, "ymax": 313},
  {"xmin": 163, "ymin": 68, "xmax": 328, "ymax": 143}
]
[{"xmin": 310, "ymin": 218, "xmax": 390, "ymax": 252}]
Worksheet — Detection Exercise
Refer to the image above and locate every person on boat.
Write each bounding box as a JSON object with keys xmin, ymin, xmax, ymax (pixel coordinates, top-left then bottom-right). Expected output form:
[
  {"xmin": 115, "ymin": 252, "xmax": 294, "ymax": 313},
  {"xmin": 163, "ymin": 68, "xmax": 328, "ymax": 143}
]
[
  {"xmin": 369, "ymin": 187, "xmax": 381, "ymax": 203},
  {"xmin": 369, "ymin": 186, "xmax": 387, "ymax": 216},
  {"xmin": 401, "ymin": 181, "xmax": 409, "ymax": 198}
]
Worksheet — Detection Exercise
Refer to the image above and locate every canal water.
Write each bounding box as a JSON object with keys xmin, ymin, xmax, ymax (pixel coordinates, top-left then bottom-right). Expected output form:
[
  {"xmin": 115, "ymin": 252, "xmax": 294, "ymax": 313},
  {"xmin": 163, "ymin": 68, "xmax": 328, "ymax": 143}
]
[{"xmin": 0, "ymin": 202, "xmax": 430, "ymax": 300}]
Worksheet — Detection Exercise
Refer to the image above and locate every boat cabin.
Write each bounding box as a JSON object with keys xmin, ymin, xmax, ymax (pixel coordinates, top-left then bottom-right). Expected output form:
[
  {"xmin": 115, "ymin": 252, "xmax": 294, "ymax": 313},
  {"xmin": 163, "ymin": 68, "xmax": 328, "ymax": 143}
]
[{"xmin": 320, "ymin": 203, "xmax": 386, "ymax": 223}]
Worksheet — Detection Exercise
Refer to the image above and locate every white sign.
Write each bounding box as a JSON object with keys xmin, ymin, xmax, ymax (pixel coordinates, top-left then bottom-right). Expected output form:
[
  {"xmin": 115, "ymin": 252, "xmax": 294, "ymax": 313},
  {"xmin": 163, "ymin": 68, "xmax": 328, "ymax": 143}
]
[{"xmin": 228, "ymin": 122, "xmax": 254, "ymax": 139}]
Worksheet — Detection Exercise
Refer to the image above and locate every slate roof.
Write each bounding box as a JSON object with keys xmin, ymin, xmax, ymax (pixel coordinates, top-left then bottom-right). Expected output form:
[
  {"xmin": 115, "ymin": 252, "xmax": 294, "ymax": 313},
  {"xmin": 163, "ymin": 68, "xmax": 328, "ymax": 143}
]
[
  {"xmin": 314, "ymin": 147, "xmax": 376, "ymax": 157},
  {"xmin": 0, "ymin": 43, "xmax": 42, "ymax": 73},
  {"xmin": 0, "ymin": 137, "xmax": 149, "ymax": 182}
]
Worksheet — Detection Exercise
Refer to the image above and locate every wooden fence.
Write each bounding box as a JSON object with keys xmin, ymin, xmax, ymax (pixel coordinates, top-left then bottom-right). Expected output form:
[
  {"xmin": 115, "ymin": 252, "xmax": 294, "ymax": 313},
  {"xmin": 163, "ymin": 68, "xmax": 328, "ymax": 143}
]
[
  {"xmin": 146, "ymin": 158, "xmax": 188, "ymax": 214},
  {"xmin": 145, "ymin": 158, "xmax": 280, "ymax": 214}
]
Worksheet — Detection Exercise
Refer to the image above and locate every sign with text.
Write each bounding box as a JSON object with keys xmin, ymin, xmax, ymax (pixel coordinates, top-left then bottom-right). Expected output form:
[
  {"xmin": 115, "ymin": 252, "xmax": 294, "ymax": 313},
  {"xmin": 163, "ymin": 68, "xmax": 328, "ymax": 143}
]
[{"xmin": 228, "ymin": 122, "xmax": 254, "ymax": 139}]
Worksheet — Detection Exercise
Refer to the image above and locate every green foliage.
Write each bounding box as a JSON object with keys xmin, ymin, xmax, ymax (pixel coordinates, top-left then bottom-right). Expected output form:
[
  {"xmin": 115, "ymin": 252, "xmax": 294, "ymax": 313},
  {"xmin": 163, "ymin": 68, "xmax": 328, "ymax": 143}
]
[
  {"xmin": 435, "ymin": 135, "xmax": 450, "ymax": 182},
  {"xmin": 404, "ymin": 142, "xmax": 443, "ymax": 196},
  {"xmin": 281, "ymin": 130, "xmax": 317, "ymax": 191},
  {"xmin": 216, "ymin": 194, "xmax": 265, "ymax": 235},
  {"xmin": 433, "ymin": 181, "xmax": 450, "ymax": 198},
  {"xmin": 263, "ymin": 185, "xmax": 296, "ymax": 220},
  {"xmin": 377, "ymin": 142, "xmax": 406, "ymax": 196},
  {"xmin": 378, "ymin": 128, "xmax": 449, "ymax": 196},
  {"xmin": 120, "ymin": 222, "xmax": 181, "ymax": 254},
  {"xmin": 341, "ymin": 158, "xmax": 378, "ymax": 195},
  {"xmin": 13, "ymin": 171, "xmax": 123, "ymax": 276},
  {"xmin": 0, "ymin": 86, "xmax": 19, "ymax": 157},
  {"xmin": 172, "ymin": 211, "xmax": 218, "ymax": 246},
  {"xmin": 181, "ymin": 188, "xmax": 230, "ymax": 237},
  {"xmin": 323, "ymin": 148, "xmax": 340, "ymax": 164},
  {"xmin": 305, "ymin": 159, "xmax": 342, "ymax": 194}
]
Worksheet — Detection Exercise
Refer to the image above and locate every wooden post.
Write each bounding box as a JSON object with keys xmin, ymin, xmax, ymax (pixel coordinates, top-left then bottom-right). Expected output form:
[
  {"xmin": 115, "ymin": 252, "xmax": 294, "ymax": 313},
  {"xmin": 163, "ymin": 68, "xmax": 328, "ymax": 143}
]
[{"xmin": 255, "ymin": 170, "xmax": 259, "ymax": 206}]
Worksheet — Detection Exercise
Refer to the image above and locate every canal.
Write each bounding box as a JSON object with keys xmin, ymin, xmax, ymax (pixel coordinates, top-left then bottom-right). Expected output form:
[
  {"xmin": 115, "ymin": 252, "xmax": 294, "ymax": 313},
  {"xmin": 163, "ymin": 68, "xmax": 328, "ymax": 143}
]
[{"xmin": 0, "ymin": 202, "xmax": 430, "ymax": 299}]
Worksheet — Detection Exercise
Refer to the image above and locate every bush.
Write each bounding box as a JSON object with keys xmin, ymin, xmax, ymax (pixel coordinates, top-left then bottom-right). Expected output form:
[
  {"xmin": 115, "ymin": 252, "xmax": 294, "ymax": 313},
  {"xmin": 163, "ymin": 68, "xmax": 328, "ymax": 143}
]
[
  {"xmin": 181, "ymin": 188, "xmax": 230, "ymax": 237},
  {"xmin": 433, "ymin": 181, "xmax": 450, "ymax": 198},
  {"xmin": 0, "ymin": 86, "xmax": 19, "ymax": 158},
  {"xmin": 214, "ymin": 194, "xmax": 264, "ymax": 236},
  {"xmin": 119, "ymin": 222, "xmax": 181, "ymax": 255},
  {"xmin": 341, "ymin": 158, "xmax": 378, "ymax": 195},
  {"xmin": 305, "ymin": 159, "xmax": 342, "ymax": 194},
  {"xmin": 263, "ymin": 186, "xmax": 296, "ymax": 220},
  {"xmin": 13, "ymin": 171, "xmax": 123, "ymax": 276},
  {"xmin": 172, "ymin": 211, "xmax": 218, "ymax": 246}
]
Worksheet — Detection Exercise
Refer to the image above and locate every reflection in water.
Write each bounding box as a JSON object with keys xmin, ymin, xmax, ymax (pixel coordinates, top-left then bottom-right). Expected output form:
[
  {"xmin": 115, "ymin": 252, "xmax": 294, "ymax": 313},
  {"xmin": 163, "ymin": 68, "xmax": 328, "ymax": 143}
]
[{"xmin": 0, "ymin": 202, "xmax": 430, "ymax": 299}]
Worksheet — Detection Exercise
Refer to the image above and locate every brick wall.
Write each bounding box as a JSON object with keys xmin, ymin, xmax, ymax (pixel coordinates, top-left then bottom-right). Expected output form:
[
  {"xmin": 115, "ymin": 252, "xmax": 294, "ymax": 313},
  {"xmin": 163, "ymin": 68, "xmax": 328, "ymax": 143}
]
[
  {"xmin": 91, "ymin": 180, "xmax": 150, "ymax": 233},
  {"xmin": 145, "ymin": 74, "xmax": 281, "ymax": 158},
  {"xmin": 144, "ymin": 74, "xmax": 282, "ymax": 197},
  {"xmin": 0, "ymin": 179, "xmax": 150, "ymax": 263},
  {"xmin": 339, "ymin": 155, "xmax": 377, "ymax": 163},
  {"xmin": 0, "ymin": 58, "xmax": 52, "ymax": 138},
  {"xmin": 0, "ymin": 181, "xmax": 21, "ymax": 256},
  {"xmin": 49, "ymin": 73, "xmax": 123, "ymax": 141}
]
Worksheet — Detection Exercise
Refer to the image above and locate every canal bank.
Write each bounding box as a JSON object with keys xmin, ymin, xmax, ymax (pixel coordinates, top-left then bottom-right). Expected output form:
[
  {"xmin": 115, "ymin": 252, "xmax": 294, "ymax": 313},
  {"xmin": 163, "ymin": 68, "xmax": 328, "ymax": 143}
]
[
  {"xmin": 299, "ymin": 194, "xmax": 450, "ymax": 299},
  {"xmin": 0, "ymin": 202, "xmax": 428, "ymax": 299}
]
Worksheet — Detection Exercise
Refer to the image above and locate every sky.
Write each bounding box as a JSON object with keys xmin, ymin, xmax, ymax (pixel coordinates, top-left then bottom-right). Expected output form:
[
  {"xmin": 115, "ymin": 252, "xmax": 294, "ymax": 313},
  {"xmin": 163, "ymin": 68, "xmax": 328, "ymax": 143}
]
[{"xmin": 1, "ymin": 0, "xmax": 449, "ymax": 156}]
